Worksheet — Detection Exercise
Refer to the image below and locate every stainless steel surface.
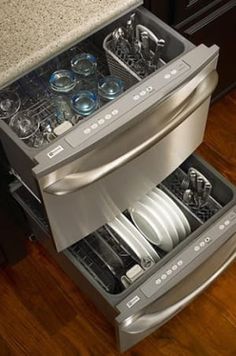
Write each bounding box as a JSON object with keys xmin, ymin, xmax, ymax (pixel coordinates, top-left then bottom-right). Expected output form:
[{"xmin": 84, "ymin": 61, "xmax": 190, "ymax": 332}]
[
  {"xmin": 116, "ymin": 231, "xmax": 236, "ymax": 352},
  {"xmin": 43, "ymin": 70, "xmax": 218, "ymax": 196},
  {"xmin": 38, "ymin": 99, "xmax": 211, "ymax": 251}
]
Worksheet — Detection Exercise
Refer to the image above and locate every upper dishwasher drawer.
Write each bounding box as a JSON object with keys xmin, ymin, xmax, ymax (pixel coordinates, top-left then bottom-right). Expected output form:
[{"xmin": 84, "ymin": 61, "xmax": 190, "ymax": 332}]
[
  {"xmin": 21, "ymin": 6, "xmax": 217, "ymax": 252},
  {"xmin": 34, "ymin": 51, "xmax": 218, "ymax": 251}
]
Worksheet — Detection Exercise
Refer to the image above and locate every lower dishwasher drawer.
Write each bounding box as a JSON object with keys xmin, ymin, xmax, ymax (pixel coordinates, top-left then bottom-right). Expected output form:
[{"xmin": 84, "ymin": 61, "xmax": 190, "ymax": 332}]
[{"xmin": 11, "ymin": 154, "xmax": 236, "ymax": 352}]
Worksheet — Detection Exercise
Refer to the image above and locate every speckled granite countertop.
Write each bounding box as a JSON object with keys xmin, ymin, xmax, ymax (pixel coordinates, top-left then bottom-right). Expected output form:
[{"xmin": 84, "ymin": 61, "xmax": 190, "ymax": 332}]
[{"xmin": 0, "ymin": 0, "xmax": 142, "ymax": 89}]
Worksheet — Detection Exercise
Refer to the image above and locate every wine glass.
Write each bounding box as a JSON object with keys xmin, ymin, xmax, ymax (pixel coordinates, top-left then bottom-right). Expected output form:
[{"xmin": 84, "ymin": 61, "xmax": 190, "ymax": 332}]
[{"xmin": 0, "ymin": 91, "xmax": 21, "ymax": 119}]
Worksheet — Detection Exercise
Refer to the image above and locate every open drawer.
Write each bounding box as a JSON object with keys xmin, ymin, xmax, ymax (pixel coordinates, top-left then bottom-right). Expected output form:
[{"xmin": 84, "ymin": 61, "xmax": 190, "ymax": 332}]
[
  {"xmin": 0, "ymin": 6, "xmax": 219, "ymax": 252},
  {"xmin": 10, "ymin": 154, "xmax": 236, "ymax": 352}
]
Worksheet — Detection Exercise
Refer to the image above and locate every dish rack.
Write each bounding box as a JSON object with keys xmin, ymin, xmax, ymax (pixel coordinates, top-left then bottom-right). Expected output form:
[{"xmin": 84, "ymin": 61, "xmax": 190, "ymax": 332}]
[
  {"xmin": 3, "ymin": 39, "xmax": 111, "ymax": 148},
  {"xmin": 103, "ymin": 24, "xmax": 166, "ymax": 88}
]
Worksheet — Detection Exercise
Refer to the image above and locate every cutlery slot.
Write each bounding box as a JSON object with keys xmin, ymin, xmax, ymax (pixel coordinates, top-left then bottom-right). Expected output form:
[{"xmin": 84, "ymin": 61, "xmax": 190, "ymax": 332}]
[{"xmin": 162, "ymin": 168, "xmax": 222, "ymax": 224}]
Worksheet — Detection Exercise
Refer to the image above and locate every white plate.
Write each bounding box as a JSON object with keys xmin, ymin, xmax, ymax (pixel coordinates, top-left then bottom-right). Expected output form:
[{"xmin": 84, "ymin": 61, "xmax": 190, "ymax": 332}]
[
  {"xmin": 107, "ymin": 214, "xmax": 160, "ymax": 269},
  {"xmin": 148, "ymin": 190, "xmax": 186, "ymax": 242},
  {"xmin": 141, "ymin": 194, "xmax": 179, "ymax": 246},
  {"xmin": 118, "ymin": 214, "xmax": 160, "ymax": 263},
  {"xmin": 153, "ymin": 188, "xmax": 191, "ymax": 238},
  {"xmin": 130, "ymin": 201, "xmax": 174, "ymax": 252}
]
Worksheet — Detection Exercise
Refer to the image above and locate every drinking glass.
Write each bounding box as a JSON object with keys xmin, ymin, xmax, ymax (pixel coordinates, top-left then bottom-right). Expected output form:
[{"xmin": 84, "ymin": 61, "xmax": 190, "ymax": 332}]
[
  {"xmin": 52, "ymin": 95, "xmax": 75, "ymax": 124},
  {"xmin": 9, "ymin": 111, "xmax": 40, "ymax": 140},
  {"xmin": 71, "ymin": 53, "xmax": 97, "ymax": 92},
  {"xmin": 0, "ymin": 91, "xmax": 21, "ymax": 119}
]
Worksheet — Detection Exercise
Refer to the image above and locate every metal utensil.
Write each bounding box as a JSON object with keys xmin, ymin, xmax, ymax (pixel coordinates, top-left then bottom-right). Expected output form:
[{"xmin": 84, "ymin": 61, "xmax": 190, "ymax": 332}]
[
  {"xmin": 126, "ymin": 19, "xmax": 134, "ymax": 45},
  {"xmin": 181, "ymin": 176, "xmax": 190, "ymax": 190},
  {"xmin": 141, "ymin": 31, "xmax": 150, "ymax": 60},
  {"xmin": 189, "ymin": 171, "xmax": 197, "ymax": 191},
  {"xmin": 183, "ymin": 189, "xmax": 194, "ymax": 205},
  {"xmin": 151, "ymin": 39, "xmax": 165, "ymax": 67},
  {"xmin": 202, "ymin": 182, "xmax": 212, "ymax": 206}
]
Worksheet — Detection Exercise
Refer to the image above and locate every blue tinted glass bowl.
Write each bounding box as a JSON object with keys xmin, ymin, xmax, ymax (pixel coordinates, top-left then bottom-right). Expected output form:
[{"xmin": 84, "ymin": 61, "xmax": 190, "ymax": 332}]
[
  {"xmin": 49, "ymin": 70, "xmax": 77, "ymax": 93},
  {"xmin": 71, "ymin": 53, "xmax": 97, "ymax": 77},
  {"xmin": 71, "ymin": 90, "xmax": 98, "ymax": 116},
  {"xmin": 98, "ymin": 76, "xmax": 124, "ymax": 101}
]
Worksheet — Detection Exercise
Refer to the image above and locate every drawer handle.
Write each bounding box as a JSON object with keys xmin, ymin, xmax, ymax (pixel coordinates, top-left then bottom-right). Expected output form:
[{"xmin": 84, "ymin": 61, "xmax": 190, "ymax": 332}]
[
  {"xmin": 44, "ymin": 70, "xmax": 218, "ymax": 195},
  {"xmin": 120, "ymin": 246, "xmax": 236, "ymax": 335}
]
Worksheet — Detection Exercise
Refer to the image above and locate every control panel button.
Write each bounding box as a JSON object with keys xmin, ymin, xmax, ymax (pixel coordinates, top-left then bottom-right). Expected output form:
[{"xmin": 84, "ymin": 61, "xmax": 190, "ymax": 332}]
[
  {"xmin": 166, "ymin": 269, "xmax": 172, "ymax": 275},
  {"xmin": 224, "ymin": 220, "xmax": 230, "ymax": 226},
  {"xmin": 205, "ymin": 237, "xmax": 211, "ymax": 243},
  {"xmin": 146, "ymin": 86, "xmax": 153, "ymax": 92},
  {"xmin": 219, "ymin": 224, "xmax": 225, "ymax": 230},
  {"xmin": 194, "ymin": 246, "xmax": 200, "ymax": 252},
  {"xmin": 133, "ymin": 95, "xmax": 140, "ymax": 101},
  {"xmin": 83, "ymin": 128, "xmax": 91, "ymax": 134},
  {"xmin": 177, "ymin": 260, "xmax": 183, "ymax": 266},
  {"xmin": 112, "ymin": 109, "xmax": 118, "ymax": 115},
  {"xmin": 164, "ymin": 74, "xmax": 171, "ymax": 79},
  {"xmin": 140, "ymin": 90, "xmax": 146, "ymax": 96},
  {"xmin": 161, "ymin": 274, "xmax": 167, "ymax": 280},
  {"xmin": 200, "ymin": 241, "xmax": 205, "ymax": 247},
  {"xmin": 105, "ymin": 114, "xmax": 112, "ymax": 120},
  {"xmin": 155, "ymin": 278, "xmax": 161, "ymax": 285},
  {"xmin": 172, "ymin": 265, "xmax": 177, "ymax": 271},
  {"xmin": 91, "ymin": 123, "xmax": 98, "ymax": 129},
  {"xmin": 98, "ymin": 118, "xmax": 105, "ymax": 125},
  {"xmin": 171, "ymin": 69, "xmax": 177, "ymax": 75}
]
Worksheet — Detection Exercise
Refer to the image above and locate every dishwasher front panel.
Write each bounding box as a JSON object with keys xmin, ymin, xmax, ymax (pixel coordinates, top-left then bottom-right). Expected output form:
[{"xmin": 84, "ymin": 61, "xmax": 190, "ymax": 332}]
[
  {"xmin": 34, "ymin": 48, "xmax": 218, "ymax": 252},
  {"xmin": 116, "ymin": 228, "xmax": 236, "ymax": 351}
]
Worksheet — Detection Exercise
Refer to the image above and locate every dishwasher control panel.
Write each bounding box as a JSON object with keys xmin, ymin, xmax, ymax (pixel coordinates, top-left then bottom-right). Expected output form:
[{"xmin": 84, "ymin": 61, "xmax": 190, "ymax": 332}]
[{"xmin": 140, "ymin": 207, "xmax": 236, "ymax": 298}]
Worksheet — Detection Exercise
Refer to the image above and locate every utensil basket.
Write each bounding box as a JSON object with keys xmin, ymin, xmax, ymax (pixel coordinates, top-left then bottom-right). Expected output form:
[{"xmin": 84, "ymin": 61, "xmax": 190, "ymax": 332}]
[
  {"xmin": 103, "ymin": 25, "xmax": 166, "ymax": 89},
  {"xmin": 103, "ymin": 33, "xmax": 141, "ymax": 88}
]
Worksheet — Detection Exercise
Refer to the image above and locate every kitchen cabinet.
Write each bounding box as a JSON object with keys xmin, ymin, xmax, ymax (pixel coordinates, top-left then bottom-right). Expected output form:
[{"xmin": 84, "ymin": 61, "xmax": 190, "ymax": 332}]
[{"xmin": 144, "ymin": 0, "xmax": 236, "ymax": 99}]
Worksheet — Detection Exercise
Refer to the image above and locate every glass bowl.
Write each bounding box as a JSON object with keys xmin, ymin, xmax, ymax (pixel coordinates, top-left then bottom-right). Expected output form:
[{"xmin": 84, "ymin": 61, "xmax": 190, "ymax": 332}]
[
  {"xmin": 49, "ymin": 70, "xmax": 77, "ymax": 93},
  {"xmin": 71, "ymin": 90, "xmax": 98, "ymax": 117},
  {"xmin": 98, "ymin": 76, "xmax": 124, "ymax": 101},
  {"xmin": 71, "ymin": 53, "xmax": 97, "ymax": 77}
]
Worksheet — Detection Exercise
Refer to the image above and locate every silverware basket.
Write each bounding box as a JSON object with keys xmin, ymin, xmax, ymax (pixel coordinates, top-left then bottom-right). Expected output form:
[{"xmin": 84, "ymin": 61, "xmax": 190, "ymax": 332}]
[
  {"xmin": 103, "ymin": 33, "xmax": 141, "ymax": 88},
  {"xmin": 103, "ymin": 24, "xmax": 166, "ymax": 89}
]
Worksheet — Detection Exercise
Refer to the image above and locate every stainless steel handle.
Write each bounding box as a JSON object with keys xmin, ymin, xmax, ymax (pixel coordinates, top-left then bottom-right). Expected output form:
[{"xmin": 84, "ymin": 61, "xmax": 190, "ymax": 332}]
[
  {"xmin": 45, "ymin": 70, "xmax": 218, "ymax": 195},
  {"xmin": 121, "ymin": 249, "xmax": 236, "ymax": 334}
]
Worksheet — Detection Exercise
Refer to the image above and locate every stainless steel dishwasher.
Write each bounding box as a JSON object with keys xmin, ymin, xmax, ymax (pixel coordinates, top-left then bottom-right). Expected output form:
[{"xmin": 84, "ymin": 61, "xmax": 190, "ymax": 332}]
[{"xmin": 0, "ymin": 6, "xmax": 235, "ymax": 352}]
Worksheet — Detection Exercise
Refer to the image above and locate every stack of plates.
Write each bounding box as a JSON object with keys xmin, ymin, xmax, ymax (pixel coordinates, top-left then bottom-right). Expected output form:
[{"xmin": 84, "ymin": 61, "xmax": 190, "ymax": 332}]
[
  {"xmin": 129, "ymin": 187, "xmax": 191, "ymax": 252},
  {"xmin": 107, "ymin": 214, "xmax": 160, "ymax": 270}
]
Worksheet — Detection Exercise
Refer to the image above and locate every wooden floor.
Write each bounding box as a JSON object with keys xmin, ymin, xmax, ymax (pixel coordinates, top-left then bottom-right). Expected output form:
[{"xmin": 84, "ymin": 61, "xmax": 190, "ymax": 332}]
[{"xmin": 0, "ymin": 90, "xmax": 236, "ymax": 356}]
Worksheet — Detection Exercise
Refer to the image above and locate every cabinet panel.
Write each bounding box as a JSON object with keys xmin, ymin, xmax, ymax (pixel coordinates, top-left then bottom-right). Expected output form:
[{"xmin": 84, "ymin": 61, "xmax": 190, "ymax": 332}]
[
  {"xmin": 176, "ymin": 0, "xmax": 236, "ymax": 99},
  {"xmin": 144, "ymin": 0, "xmax": 172, "ymax": 23},
  {"xmin": 172, "ymin": 0, "xmax": 220, "ymax": 25}
]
